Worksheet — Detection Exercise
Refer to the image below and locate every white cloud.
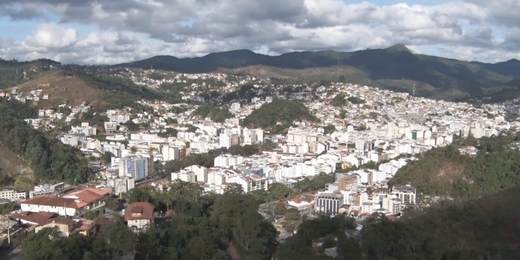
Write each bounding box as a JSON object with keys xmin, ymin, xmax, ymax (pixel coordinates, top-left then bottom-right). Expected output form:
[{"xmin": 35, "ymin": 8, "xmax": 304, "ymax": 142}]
[
  {"xmin": 0, "ymin": 0, "xmax": 519, "ymax": 63},
  {"xmin": 24, "ymin": 23, "xmax": 77, "ymax": 48}
]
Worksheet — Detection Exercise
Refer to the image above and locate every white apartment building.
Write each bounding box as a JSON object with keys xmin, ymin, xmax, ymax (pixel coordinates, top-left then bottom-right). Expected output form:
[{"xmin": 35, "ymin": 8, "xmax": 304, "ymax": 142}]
[
  {"xmin": 219, "ymin": 133, "xmax": 231, "ymax": 148},
  {"xmin": 226, "ymin": 174, "xmax": 268, "ymax": 193},
  {"xmin": 171, "ymin": 170, "xmax": 197, "ymax": 183},
  {"xmin": 0, "ymin": 189, "xmax": 28, "ymax": 201},
  {"xmin": 392, "ymin": 184, "xmax": 417, "ymax": 204},
  {"xmin": 214, "ymin": 154, "xmax": 244, "ymax": 168}
]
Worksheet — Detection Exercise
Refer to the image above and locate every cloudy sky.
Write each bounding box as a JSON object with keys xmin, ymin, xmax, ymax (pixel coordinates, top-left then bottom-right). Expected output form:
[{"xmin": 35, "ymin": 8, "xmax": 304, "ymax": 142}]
[{"xmin": 0, "ymin": 0, "xmax": 518, "ymax": 64}]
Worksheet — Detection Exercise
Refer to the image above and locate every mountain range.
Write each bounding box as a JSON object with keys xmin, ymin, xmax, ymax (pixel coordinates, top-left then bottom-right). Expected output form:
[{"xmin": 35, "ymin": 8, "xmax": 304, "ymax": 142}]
[
  {"xmin": 115, "ymin": 44, "xmax": 520, "ymax": 101},
  {"xmin": 1, "ymin": 44, "xmax": 520, "ymax": 102}
]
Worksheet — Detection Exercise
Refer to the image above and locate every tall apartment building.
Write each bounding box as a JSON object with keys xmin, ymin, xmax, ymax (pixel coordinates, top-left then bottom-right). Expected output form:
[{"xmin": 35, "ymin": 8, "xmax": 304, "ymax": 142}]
[
  {"xmin": 119, "ymin": 156, "xmax": 154, "ymax": 181},
  {"xmin": 392, "ymin": 184, "xmax": 417, "ymax": 204}
]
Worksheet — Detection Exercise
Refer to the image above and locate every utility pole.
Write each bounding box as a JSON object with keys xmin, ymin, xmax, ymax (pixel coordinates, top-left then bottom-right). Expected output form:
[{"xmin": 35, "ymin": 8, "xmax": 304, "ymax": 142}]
[{"xmin": 7, "ymin": 225, "xmax": 11, "ymax": 246}]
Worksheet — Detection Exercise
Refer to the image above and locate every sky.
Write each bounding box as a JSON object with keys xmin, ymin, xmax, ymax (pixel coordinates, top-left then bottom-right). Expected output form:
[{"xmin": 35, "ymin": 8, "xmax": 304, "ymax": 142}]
[{"xmin": 0, "ymin": 0, "xmax": 518, "ymax": 65}]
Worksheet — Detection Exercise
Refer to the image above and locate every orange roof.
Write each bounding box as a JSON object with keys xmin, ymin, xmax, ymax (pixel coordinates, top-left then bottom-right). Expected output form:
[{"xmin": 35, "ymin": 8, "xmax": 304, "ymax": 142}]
[
  {"xmin": 11, "ymin": 211, "xmax": 57, "ymax": 225},
  {"xmin": 22, "ymin": 196, "xmax": 84, "ymax": 209},
  {"xmin": 125, "ymin": 202, "xmax": 155, "ymax": 221},
  {"xmin": 64, "ymin": 188, "xmax": 110, "ymax": 204},
  {"xmin": 40, "ymin": 216, "xmax": 75, "ymax": 227},
  {"xmin": 290, "ymin": 198, "xmax": 302, "ymax": 204}
]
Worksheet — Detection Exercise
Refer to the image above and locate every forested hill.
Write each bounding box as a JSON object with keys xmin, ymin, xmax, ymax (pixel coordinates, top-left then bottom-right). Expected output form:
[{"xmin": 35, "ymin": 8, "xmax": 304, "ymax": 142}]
[
  {"xmin": 279, "ymin": 185, "xmax": 520, "ymax": 259},
  {"xmin": 240, "ymin": 97, "xmax": 319, "ymax": 134},
  {"xmin": 0, "ymin": 99, "xmax": 92, "ymax": 184},
  {"xmin": 116, "ymin": 45, "xmax": 520, "ymax": 101},
  {"xmin": 0, "ymin": 58, "xmax": 60, "ymax": 89},
  {"xmin": 391, "ymin": 134, "xmax": 520, "ymax": 198}
]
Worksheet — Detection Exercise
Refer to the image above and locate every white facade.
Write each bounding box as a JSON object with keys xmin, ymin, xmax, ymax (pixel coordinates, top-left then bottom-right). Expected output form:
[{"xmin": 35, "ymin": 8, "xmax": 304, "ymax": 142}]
[
  {"xmin": 226, "ymin": 174, "xmax": 268, "ymax": 193},
  {"xmin": 0, "ymin": 189, "xmax": 28, "ymax": 201}
]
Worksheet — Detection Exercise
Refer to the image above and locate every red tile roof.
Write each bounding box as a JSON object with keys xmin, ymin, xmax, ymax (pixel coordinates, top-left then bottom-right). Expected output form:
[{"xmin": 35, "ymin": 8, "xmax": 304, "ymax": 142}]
[
  {"xmin": 22, "ymin": 196, "xmax": 83, "ymax": 209},
  {"xmin": 23, "ymin": 187, "xmax": 110, "ymax": 209},
  {"xmin": 125, "ymin": 202, "xmax": 155, "ymax": 221},
  {"xmin": 39, "ymin": 216, "xmax": 75, "ymax": 227},
  {"xmin": 11, "ymin": 211, "xmax": 57, "ymax": 225}
]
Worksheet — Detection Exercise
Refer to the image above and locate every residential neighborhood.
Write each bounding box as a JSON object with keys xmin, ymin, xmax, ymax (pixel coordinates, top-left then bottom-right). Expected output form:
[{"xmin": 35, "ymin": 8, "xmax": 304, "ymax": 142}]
[{"xmin": 0, "ymin": 69, "xmax": 518, "ymax": 257}]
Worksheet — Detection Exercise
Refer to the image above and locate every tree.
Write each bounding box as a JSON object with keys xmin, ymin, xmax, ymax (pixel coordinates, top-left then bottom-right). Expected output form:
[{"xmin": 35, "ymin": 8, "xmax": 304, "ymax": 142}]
[
  {"xmin": 99, "ymin": 222, "xmax": 136, "ymax": 257},
  {"xmin": 22, "ymin": 227, "xmax": 63, "ymax": 259},
  {"xmin": 224, "ymin": 183, "xmax": 244, "ymax": 195},
  {"xmin": 339, "ymin": 75, "xmax": 346, "ymax": 83},
  {"xmin": 323, "ymin": 124, "xmax": 336, "ymax": 135},
  {"xmin": 269, "ymin": 183, "xmax": 294, "ymax": 200},
  {"xmin": 101, "ymin": 152, "xmax": 114, "ymax": 164}
]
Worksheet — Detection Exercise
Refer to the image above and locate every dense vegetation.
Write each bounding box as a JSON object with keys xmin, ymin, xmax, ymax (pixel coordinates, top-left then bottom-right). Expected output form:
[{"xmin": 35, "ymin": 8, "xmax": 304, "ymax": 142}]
[
  {"xmin": 193, "ymin": 104, "xmax": 233, "ymax": 122},
  {"xmin": 164, "ymin": 148, "xmax": 226, "ymax": 173},
  {"xmin": 21, "ymin": 182, "xmax": 278, "ymax": 260},
  {"xmin": 0, "ymin": 59, "xmax": 59, "ymax": 89},
  {"xmin": 71, "ymin": 69, "xmax": 159, "ymax": 109},
  {"xmin": 391, "ymin": 134, "xmax": 520, "ymax": 198},
  {"xmin": 0, "ymin": 99, "xmax": 92, "ymax": 184},
  {"xmin": 280, "ymin": 185, "xmax": 520, "ymax": 259},
  {"xmin": 241, "ymin": 97, "xmax": 318, "ymax": 134}
]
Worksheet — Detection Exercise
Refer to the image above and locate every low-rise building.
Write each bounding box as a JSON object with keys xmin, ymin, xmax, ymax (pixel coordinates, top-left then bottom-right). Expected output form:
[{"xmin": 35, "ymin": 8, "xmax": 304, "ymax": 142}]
[
  {"xmin": 21, "ymin": 188, "xmax": 110, "ymax": 217},
  {"xmin": 125, "ymin": 202, "xmax": 155, "ymax": 232},
  {"xmin": 0, "ymin": 189, "xmax": 29, "ymax": 201},
  {"xmin": 314, "ymin": 193, "xmax": 344, "ymax": 216}
]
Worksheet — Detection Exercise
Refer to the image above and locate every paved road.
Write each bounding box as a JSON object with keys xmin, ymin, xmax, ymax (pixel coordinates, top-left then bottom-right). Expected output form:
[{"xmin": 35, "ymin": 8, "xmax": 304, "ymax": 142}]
[{"xmin": 0, "ymin": 246, "xmax": 21, "ymax": 260}]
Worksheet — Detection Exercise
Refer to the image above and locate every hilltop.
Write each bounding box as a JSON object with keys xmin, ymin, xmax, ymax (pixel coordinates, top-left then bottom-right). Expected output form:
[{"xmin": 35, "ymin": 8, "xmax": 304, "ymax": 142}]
[
  {"xmin": 0, "ymin": 58, "xmax": 60, "ymax": 90},
  {"xmin": 116, "ymin": 44, "xmax": 520, "ymax": 101},
  {"xmin": 240, "ymin": 97, "xmax": 319, "ymax": 134},
  {"xmin": 10, "ymin": 71, "xmax": 103, "ymax": 108},
  {"xmin": 4, "ymin": 68, "xmax": 160, "ymax": 109}
]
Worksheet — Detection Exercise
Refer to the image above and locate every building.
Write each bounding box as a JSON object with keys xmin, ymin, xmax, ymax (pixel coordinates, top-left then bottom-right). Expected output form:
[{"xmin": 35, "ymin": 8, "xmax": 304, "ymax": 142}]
[
  {"xmin": 219, "ymin": 133, "xmax": 231, "ymax": 149},
  {"xmin": 392, "ymin": 184, "xmax": 417, "ymax": 204},
  {"xmin": 171, "ymin": 170, "xmax": 197, "ymax": 183},
  {"xmin": 226, "ymin": 174, "xmax": 269, "ymax": 193},
  {"xmin": 337, "ymin": 176, "xmax": 358, "ymax": 191},
  {"xmin": 0, "ymin": 189, "xmax": 28, "ymax": 201},
  {"xmin": 21, "ymin": 188, "xmax": 111, "ymax": 217},
  {"xmin": 119, "ymin": 156, "xmax": 154, "ymax": 181},
  {"xmin": 34, "ymin": 216, "xmax": 76, "ymax": 237},
  {"xmin": 314, "ymin": 193, "xmax": 344, "ymax": 216},
  {"xmin": 108, "ymin": 177, "xmax": 136, "ymax": 195},
  {"xmin": 125, "ymin": 202, "xmax": 155, "ymax": 232},
  {"xmin": 12, "ymin": 212, "xmax": 113, "ymax": 237}
]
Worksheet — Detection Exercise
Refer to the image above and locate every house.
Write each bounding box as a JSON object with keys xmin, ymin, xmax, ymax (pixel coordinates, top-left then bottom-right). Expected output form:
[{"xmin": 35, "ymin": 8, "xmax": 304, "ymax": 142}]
[
  {"xmin": 11, "ymin": 211, "xmax": 57, "ymax": 226},
  {"xmin": 34, "ymin": 216, "xmax": 75, "ymax": 237},
  {"xmin": 125, "ymin": 202, "xmax": 155, "ymax": 232},
  {"xmin": 73, "ymin": 217, "xmax": 113, "ymax": 237},
  {"xmin": 20, "ymin": 188, "xmax": 111, "ymax": 217}
]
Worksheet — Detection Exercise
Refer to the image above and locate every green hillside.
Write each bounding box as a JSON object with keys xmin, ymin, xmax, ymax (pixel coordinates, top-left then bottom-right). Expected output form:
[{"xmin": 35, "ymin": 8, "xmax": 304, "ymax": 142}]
[
  {"xmin": 0, "ymin": 58, "xmax": 60, "ymax": 89},
  {"xmin": 279, "ymin": 185, "xmax": 520, "ymax": 259},
  {"xmin": 241, "ymin": 97, "xmax": 318, "ymax": 134},
  {"xmin": 391, "ymin": 134, "xmax": 520, "ymax": 198}
]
